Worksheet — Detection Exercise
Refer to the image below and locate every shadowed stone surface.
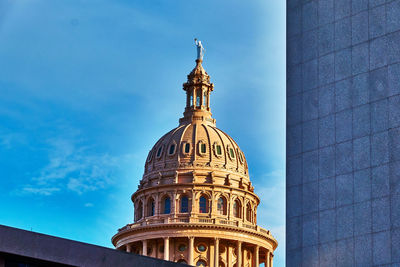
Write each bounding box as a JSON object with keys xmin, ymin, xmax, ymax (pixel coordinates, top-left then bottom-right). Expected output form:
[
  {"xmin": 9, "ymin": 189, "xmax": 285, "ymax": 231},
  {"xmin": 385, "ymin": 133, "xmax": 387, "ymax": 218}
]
[
  {"xmin": 0, "ymin": 225, "xmax": 179, "ymax": 267},
  {"xmin": 287, "ymin": 0, "xmax": 400, "ymax": 265}
]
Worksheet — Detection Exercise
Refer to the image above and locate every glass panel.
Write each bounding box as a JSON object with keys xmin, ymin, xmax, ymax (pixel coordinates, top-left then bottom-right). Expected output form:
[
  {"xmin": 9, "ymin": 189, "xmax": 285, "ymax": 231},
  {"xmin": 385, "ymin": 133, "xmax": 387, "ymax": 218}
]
[
  {"xmin": 217, "ymin": 197, "xmax": 225, "ymax": 215},
  {"xmin": 178, "ymin": 244, "xmax": 187, "ymax": 252},
  {"xmin": 246, "ymin": 203, "xmax": 251, "ymax": 221},
  {"xmin": 148, "ymin": 200, "xmax": 155, "ymax": 216},
  {"xmin": 146, "ymin": 151, "xmax": 153, "ymax": 162},
  {"xmin": 136, "ymin": 202, "xmax": 143, "ymax": 220},
  {"xmin": 196, "ymin": 89, "xmax": 201, "ymax": 107},
  {"xmin": 190, "ymin": 92, "xmax": 193, "ymax": 106},
  {"xmin": 203, "ymin": 91, "xmax": 208, "ymax": 106},
  {"xmin": 216, "ymin": 145, "xmax": 222, "ymax": 155},
  {"xmin": 197, "ymin": 245, "xmax": 207, "ymax": 252},
  {"xmin": 199, "ymin": 196, "xmax": 207, "ymax": 213},
  {"xmin": 233, "ymin": 201, "xmax": 238, "ymax": 217},
  {"xmin": 185, "ymin": 143, "xmax": 190, "ymax": 153},
  {"xmin": 157, "ymin": 147, "xmax": 163, "ymax": 157},
  {"xmin": 201, "ymin": 143, "xmax": 206, "ymax": 153},
  {"xmin": 169, "ymin": 144, "xmax": 175, "ymax": 155},
  {"xmin": 181, "ymin": 196, "xmax": 188, "ymax": 213},
  {"xmin": 164, "ymin": 197, "xmax": 171, "ymax": 214},
  {"xmin": 229, "ymin": 148, "xmax": 235, "ymax": 158}
]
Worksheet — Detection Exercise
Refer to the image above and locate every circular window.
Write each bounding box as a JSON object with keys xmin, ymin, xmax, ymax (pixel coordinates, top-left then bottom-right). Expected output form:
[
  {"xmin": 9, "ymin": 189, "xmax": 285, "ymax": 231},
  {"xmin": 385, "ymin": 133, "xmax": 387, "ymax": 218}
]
[
  {"xmin": 197, "ymin": 243, "xmax": 207, "ymax": 252},
  {"xmin": 159, "ymin": 245, "xmax": 164, "ymax": 253},
  {"xmin": 178, "ymin": 244, "xmax": 187, "ymax": 252},
  {"xmin": 196, "ymin": 260, "xmax": 207, "ymax": 267}
]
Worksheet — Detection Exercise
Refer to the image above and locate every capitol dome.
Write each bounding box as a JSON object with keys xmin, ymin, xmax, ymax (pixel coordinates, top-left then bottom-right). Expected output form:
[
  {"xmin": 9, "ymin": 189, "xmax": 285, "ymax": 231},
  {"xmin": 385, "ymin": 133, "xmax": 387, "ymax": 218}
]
[{"xmin": 112, "ymin": 55, "xmax": 277, "ymax": 267}]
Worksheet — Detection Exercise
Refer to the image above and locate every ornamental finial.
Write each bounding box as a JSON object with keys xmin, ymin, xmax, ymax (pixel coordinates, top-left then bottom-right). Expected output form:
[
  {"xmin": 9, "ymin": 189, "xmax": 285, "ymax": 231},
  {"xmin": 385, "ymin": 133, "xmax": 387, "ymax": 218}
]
[{"xmin": 194, "ymin": 38, "xmax": 205, "ymax": 61}]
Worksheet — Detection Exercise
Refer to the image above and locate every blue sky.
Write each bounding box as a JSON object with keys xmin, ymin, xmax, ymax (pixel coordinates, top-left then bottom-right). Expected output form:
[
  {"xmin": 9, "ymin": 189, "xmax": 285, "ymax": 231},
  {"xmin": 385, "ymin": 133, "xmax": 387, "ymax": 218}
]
[{"xmin": 0, "ymin": 0, "xmax": 286, "ymax": 266}]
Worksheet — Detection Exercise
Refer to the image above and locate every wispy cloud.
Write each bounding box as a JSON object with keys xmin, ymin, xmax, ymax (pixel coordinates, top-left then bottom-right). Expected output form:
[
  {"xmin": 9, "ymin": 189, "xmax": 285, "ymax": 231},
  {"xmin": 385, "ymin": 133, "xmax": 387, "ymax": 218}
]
[{"xmin": 19, "ymin": 136, "xmax": 133, "ymax": 196}]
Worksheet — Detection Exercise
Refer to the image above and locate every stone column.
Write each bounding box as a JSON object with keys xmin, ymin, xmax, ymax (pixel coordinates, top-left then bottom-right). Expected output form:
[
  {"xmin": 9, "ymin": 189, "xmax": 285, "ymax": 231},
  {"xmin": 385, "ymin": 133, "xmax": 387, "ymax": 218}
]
[
  {"xmin": 126, "ymin": 243, "xmax": 131, "ymax": 253},
  {"xmin": 254, "ymin": 245, "xmax": 259, "ymax": 267},
  {"xmin": 164, "ymin": 237, "xmax": 170, "ymax": 261},
  {"xmin": 270, "ymin": 253, "xmax": 273, "ymax": 267},
  {"xmin": 237, "ymin": 241, "xmax": 242, "ymax": 267},
  {"xmin": 265, "ymin": 251, "xmax": 270, "ymax": 267},
  {"xmin": 188, "ymin": 237, "xmax": 194, "ymax": 266},
  {"xmin": 214, "ymin": 238, "xmax": 220, "ymax": 267},
  {"xmin": 142, "ymin": 240, "xmax": 148, "ymax": 256}
]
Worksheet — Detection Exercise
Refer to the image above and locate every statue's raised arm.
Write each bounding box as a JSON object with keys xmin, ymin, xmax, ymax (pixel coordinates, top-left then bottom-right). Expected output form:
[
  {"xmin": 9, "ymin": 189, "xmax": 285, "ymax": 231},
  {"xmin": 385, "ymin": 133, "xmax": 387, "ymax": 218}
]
[{"xmin": 194, "ymin": 38, "xmax": 205, "ymax": 60}]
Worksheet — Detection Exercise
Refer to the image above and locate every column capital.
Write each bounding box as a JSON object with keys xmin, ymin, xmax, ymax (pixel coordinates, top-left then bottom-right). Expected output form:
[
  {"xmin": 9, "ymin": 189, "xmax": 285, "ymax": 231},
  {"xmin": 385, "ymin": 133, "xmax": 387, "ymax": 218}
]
[
  {"xmin": 188, "ymin": 236, "xmax": 195, "ymax": 240},
  {"xmin": 164, "ymin": 237, "xmax": 170, "ymax": 240}
]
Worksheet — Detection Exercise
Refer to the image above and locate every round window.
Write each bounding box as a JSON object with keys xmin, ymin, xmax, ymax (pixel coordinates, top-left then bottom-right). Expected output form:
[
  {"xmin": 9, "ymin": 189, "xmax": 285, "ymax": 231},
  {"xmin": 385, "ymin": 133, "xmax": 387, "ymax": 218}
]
[
  {"xmin": 178, "ymin": 244, "xmax": 187, "ymax": 252},
  {"xmin": 197, "ymin": 244, "xmax": 207, "ymax": 252},
  {"xmin": 196, "ymin": 260, "xmax": 207, "ymax": 267}
]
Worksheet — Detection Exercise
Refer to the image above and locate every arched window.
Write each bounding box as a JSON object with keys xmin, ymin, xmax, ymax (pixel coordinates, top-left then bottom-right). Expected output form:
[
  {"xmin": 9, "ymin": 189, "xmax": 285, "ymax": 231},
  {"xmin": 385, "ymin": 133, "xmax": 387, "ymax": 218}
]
[
  {"xmin": 184, "ymin": 143, "xmax": 190, "ymax": 153},
  {"xmin": 156, "ymin": 146, "xmax": 163, "ymax": 158},
  {"xmin": 147, "ymin": 198, "xmax": 155, "ymax": 217},
  {"xmin": 217, "ymin": 197, "xmax": 227, "ymax": 215},
  {"xmin": 233, "ymin": 199, "xmax": 241, "ymax": 218},
  {"xmin": 196, "ymin": 89, "xmax": 201, "ymax": 107},
  {"xmin": 146, "ymin": 150, "xmax": 153, "ymax": 162},
  {"xmin": 190, "ymin": 92, "xmax": 193, "ymax": 106},
  {"xmin": 246, "ymin": 203, "xmax": 252, "ymax": 222},
  {"xmin": 180, "ymin": 196, "xmax": 189, "ymax": 213},
  {"xmin": 136, "ymin": 201, "xmax": 143, "ymax": 221},
  {"xmin": 163, "ymin": 196, "xmax": 171, "ymax": 214},
  {"xmin": 199, "ymin": 196, "xmax": 208, "ymax": 213},
  {"xmin": 168, "ymin": 144, "xmax": 176, "ymax": 155},
  {"xmin": 177, "ymin": 259, "xmax": 187, "ymax": 264},
  {"xmin": 203, "ymin": 91, "xmax": 208, "ymax": 107}
]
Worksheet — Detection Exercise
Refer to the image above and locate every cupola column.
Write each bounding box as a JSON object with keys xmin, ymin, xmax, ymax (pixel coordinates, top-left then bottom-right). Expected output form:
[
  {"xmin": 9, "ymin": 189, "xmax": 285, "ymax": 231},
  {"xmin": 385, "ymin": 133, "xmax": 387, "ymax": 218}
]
[
  {"xmin": 126, "ymin": 243, "xmax": 131, "ymax": 253},
  {"xmin": 142, "ymin": 240, "xmax": 148, "ymax": 256},
  {"xmin": 163, "ymin": 237, "xmax": 170, "ymax": 261},
  {"xmin": 265, "ymin": 251, "xmax": 271, "ymax": 267},
  {"xmin": 214, "ymin": 238, "xmax": 220, "ymax": 267},
  {"xmin": 188, "ymin": 236, "xmax": 194, "ymax": 265},
  {"xmin": 237, "ymin": 241, "xmax": 242, "ymax": 267},
  {"xmin": 254, "ymin": 245, "xmax": 259, "ymax": 267}
]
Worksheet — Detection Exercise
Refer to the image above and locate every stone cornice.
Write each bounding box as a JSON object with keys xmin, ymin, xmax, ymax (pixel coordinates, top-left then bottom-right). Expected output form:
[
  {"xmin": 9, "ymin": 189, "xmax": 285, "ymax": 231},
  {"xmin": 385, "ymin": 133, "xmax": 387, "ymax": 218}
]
[{"xmin": 112, "ymin": 222, "xmax": 278, "ymax": 250}]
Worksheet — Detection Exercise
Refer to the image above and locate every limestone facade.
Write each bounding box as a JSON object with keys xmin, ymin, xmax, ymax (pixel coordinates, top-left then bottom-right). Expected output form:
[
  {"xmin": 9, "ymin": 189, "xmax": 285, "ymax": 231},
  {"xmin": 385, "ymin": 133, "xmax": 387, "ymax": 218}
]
[{"xmin": 112, "ymin": 59, "xmax": 277, "ymax": 267}]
